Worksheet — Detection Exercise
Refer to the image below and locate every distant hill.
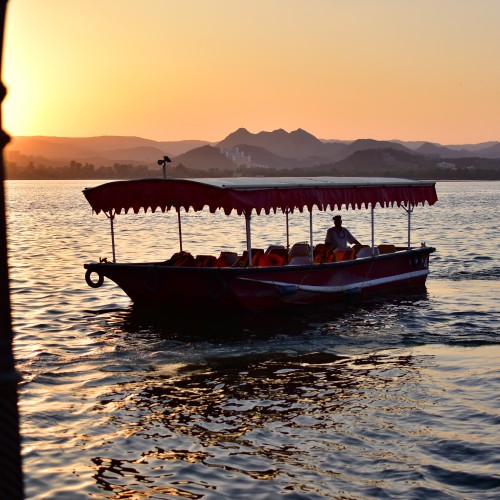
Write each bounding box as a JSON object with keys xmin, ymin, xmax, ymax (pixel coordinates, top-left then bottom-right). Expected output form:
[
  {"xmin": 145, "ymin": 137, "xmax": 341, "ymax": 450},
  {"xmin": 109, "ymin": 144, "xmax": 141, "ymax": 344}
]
[
  {"xmin": 390, "ymin": 140, "xmax": 428, "ymax": 150},
  {"xmin": 415, "ymin": 141, "xmax": 500, "ymax": 159},
  {"xmin": 446, "ymin": 141, "xmax": 499, "ymax": 152},
  {"xmin": 337, "ymin": 139, "xmax": 413, "ymax": 160},
  {"xmin": 99, "ymin": 146, "xmax": 167, "ymax": 163},
  {"xmin": 5, "ymin": 136, "xmax": 212, "ymax": 166},
  {"xmin": 158, "ymin": 139, "xmax": 214, "ymax": 157},
  {"xmin": 218, "ymin": 127, "xmax": 345, "ymax": 162},
  {"xmin": 234, "ymin": 144, "xmax": 305, "ymax": 169},
  {"xmin": 172, "ymin": 145, "xmax": 237, "ymax": 171},
  {"xmin": 304, "ymin": 148, "xmax": 500, "ymax": 181},
  {"xmin": 217, "ymin": 129, "xmax": 417, "ymax": 166},
  {"xmin": 415, "ymin": 142, "xmax": 474, "ymax": 158},
  {"xmin": 329, "ymin": 148, "xmax": 430, "ymax": 175},
  {"xmin": 474, "ymin": 142, "xmax": 500, "ymax": 158}
]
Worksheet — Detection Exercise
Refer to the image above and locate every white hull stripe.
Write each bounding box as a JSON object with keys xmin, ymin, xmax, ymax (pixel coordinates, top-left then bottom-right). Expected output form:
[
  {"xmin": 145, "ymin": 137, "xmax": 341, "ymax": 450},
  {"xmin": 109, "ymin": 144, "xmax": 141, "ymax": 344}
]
[{"xmin": 239, "ymin": 269, "xmax": 429, "ymax": 294}]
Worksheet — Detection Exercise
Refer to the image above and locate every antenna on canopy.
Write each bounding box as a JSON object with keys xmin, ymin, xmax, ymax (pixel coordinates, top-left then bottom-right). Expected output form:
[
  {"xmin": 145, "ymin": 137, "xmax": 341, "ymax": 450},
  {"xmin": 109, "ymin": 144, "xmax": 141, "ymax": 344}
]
[{"xmin": 157, "ymin": 155, "xmax": 172, "ymax": 179}]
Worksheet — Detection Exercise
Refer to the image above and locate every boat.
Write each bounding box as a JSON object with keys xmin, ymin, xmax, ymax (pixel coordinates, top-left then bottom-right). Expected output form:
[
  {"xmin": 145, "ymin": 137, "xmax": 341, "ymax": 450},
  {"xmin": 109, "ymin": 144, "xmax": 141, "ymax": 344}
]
[{"xmin": 83, "ymin": 176, "xmax": 438, "ymax": 312}]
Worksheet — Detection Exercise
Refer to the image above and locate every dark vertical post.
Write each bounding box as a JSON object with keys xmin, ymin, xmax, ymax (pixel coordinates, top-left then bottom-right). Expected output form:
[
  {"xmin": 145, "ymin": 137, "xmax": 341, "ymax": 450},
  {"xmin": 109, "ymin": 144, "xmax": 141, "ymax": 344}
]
[
  {"xmin": 407, "ymin": 203, "xmax": 412, "ymax": 250},
  {"xmin": 177, "ymin": 209, "xmax": 183, "ymax": 252},
  {"xmin": 371, "ymin": 205, "xmax": 375, "ymax": 255},
  {"xmin": 109, "ymin": 211, "xmax": 116, "ymax": 262},
  {"xmin": 308, "ymin": 210, "xmax": 313, "ymax": 263},
  {"xmin": 285, "ymin": 207, "xmax": 290, "ymax": 251},
  {"xmin": 244, "ymin": 210, "xmax": 252, "ymax": 266},
  {"xmin": 0, "ymin": 0, "xmax": 24, "ymax": 498}
]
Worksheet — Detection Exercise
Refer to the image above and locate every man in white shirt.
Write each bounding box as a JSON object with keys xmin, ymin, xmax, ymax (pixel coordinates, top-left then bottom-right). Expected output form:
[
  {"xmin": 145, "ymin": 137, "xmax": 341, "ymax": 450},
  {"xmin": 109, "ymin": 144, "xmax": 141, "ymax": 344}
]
[{"xmin": 325, "ymin": 215, "xmax": 360, "ymax": 250}]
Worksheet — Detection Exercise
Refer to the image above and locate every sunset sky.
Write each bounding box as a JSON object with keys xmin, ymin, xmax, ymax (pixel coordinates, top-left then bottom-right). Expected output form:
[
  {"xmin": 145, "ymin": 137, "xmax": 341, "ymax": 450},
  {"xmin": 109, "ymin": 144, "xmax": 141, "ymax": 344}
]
[{"xmin": 3, "ymin": 0, "xmax": 500, "ymax": 144}]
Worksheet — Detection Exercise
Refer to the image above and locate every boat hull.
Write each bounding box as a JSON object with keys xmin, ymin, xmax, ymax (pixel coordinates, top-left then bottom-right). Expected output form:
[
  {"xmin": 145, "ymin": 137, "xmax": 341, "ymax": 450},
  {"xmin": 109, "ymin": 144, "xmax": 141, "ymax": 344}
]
[{"xmin": 84, "ymin": 247, "xmax": 435, "ymax": 312}]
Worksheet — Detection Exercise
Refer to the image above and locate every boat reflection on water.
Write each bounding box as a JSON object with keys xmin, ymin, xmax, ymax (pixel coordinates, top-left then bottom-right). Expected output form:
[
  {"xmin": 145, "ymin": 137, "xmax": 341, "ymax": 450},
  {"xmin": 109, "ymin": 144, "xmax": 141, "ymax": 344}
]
[
  {"xmin": 118, "ymin": 288, "xmax": 431, "ymax": 343},
  {"xmin": 86, "ymin": 293, "xmax": 431, "ymax": 498}
]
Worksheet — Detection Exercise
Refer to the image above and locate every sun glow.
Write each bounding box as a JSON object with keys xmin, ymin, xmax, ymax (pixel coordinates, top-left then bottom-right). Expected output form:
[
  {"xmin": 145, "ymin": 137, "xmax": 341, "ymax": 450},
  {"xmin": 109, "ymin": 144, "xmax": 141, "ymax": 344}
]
[{"xmin": 3, "ymin": 0, "xmax": 500, "ymax": 143}]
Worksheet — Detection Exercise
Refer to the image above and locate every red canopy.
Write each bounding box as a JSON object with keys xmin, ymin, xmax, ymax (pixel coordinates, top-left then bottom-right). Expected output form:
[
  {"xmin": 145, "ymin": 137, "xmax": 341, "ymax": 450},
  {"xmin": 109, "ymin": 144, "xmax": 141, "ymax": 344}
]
[{"xmin": 83, "ymin": 177, "xmax": 438, "ymax": 216}]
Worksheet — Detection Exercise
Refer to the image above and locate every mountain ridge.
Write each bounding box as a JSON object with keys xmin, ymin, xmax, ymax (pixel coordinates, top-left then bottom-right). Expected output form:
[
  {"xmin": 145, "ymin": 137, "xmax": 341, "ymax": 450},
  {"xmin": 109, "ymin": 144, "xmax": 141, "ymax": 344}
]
[{"xmin": 5, "ymin": 129, "xmax": 500, "ymax": 172}]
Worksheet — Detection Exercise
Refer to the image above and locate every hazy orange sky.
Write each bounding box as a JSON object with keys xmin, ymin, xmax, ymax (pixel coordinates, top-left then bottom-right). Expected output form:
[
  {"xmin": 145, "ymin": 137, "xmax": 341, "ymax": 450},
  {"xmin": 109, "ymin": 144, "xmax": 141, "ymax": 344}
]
[{"xmin": 3, "ymin": 1, "xmax": 500, "ymax": 144}]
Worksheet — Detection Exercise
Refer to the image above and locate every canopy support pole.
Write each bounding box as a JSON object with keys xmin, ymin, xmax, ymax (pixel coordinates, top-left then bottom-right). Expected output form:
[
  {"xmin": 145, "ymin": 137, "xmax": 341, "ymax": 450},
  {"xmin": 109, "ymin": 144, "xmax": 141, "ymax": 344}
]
[
  {"xmin": 106, "ymin": 211, "xmax": 116, "ymax": 263},
  {"xmin": 245, "ymin": 210, "xmax": 252, "ymax": 267},
  {"xmin": 406, "ymin": 203, "xmax": 413, "ymax": 250},
  {"xmin": 371, "ymin": 205, "xmax": 375, "ymax": 256},
  {"xmin": 285, "ymin": 208, "xmax": 290, "ymax": 251},
  {"xmin": 309, "ymin": 210, "xmax": 314, "ymax": 263},
  {"xmin": 177, "ymin": 209, "xmax": 183, "ymax": 252}
]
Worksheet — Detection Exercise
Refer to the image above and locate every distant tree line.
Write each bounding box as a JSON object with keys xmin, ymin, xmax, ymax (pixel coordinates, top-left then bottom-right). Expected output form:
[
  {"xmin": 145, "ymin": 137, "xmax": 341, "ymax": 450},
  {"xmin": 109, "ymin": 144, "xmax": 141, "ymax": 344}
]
[
  {"xmin": 5, "ymin": 160, "xmax": 160, "ymax": 180},
  {"xmin": 236, "ymin": 164, "xmax": 500, "ymax": 180},
  {"xmin": 173, "ymin": 161, "xmax": 500, "ymax": 180}
]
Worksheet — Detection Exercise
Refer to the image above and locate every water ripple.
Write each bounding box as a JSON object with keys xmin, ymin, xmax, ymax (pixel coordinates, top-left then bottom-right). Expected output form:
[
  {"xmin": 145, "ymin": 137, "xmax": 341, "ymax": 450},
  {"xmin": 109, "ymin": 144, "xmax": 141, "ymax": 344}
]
[{"xmin": 6, "ymin": 180, "xmax": 500, "ymax": 499}]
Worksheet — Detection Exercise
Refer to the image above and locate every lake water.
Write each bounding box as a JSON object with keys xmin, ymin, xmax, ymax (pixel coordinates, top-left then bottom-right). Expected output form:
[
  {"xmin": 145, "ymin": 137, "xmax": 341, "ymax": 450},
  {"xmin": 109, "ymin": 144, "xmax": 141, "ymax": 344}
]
[{"xmin": 5, "ymin": 179, "xmax": 500, "ymax": 499}]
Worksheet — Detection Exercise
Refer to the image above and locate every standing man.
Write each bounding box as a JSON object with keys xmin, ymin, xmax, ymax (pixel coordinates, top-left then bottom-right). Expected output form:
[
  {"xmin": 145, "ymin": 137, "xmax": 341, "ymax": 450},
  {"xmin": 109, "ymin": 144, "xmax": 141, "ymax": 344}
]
[{"xmin": 325, "ymin": 215, "xmax": 360, "ymax": 250}]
